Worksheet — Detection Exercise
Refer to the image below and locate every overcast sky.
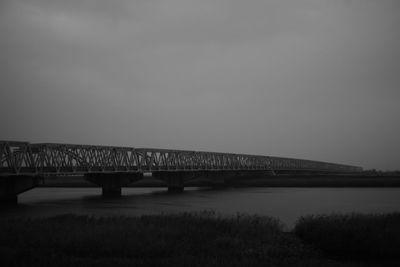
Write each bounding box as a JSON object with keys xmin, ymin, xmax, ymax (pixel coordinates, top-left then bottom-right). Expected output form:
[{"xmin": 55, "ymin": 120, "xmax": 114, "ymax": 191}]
[{"xmin": 1, "ymin": 0, "xmax": 399, "ymax": 170}]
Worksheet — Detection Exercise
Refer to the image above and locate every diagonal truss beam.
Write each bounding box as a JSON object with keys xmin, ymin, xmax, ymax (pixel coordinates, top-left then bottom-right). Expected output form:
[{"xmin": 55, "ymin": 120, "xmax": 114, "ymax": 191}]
[{"xmin": 0, "ymin": 141, "xmax": 363, "ymax": 175}]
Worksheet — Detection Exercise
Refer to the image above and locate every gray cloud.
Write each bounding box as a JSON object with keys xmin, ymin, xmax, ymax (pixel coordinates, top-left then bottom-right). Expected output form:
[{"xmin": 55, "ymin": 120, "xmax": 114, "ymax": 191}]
[{"xmin": 1, "ymin": 0, "xmax": 400, "ymax": 170}]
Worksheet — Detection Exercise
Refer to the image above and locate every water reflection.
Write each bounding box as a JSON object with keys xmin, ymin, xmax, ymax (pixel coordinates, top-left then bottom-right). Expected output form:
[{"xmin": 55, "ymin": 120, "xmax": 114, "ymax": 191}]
[{"xmin": 1, "ymin": 187, "xmax": 400, "ymax": 229}]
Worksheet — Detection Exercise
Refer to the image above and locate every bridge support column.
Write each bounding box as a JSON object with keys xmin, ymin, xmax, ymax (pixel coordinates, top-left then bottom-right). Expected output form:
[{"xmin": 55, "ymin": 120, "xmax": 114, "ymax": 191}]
[
  {"xmin": 152, "ymin": 171, "xmax": 197, "ymax": 193},
  {"xmin": 168, "ymin": 185, "xmax": 184, "ymax": 193},
  {"xmin": 0, "ymin": 175, "xmax": 40, "ymax": 205},
  {"xmin": 84, "ymin": 172, "xmax": 143, "ymax": 197},
  {"xmin": 102, "ymin": 177, "xmax": 121, "ymax": 197},
  {"xmin": 166, "ymin": 173, "xmax": 185, "ymax": 193},
  {"xmin": 0, "ymin": 195, "xmax": 18, "ymax": 205}
]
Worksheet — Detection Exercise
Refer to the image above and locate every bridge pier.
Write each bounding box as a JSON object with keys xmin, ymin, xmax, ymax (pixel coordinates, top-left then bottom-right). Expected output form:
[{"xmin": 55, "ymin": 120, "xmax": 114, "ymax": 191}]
[
  {"xmin": 84, "ymin": 172, "xmax": 143, "ymax": 197},
  {"xmin": 0, "ymin": 175, "xmax": 40, "ymax": 205},
  {"xmin": 166, "ymin": 173, "xmax": 184, "ymax": 192},
  {"xmin": 101, "ymin": 177, "xmax": 122, "ymax": 197},
  {"xmin": 152, "ymin": 171, "xmax": 197, "ymax": 193},
  {"xmin": 168, "ymin": 185, "xmax": 184, "ymax": 193},
  {"xmin": 0, "ymin": 195, "xmax": 18, "ymax": 205}
]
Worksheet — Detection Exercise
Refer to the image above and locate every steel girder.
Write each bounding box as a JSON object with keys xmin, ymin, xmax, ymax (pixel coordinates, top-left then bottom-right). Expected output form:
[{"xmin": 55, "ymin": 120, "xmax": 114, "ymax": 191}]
[{"xmin": 0, "ymin": 141, "xmax": 362, "ymax": 175}]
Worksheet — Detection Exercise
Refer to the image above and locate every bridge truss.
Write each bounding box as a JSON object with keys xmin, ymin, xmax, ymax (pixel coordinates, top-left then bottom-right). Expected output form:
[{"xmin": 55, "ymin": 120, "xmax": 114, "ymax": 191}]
[{"xmin": 0, "ymin": 141, "xmax": 362, "ymax": 175}]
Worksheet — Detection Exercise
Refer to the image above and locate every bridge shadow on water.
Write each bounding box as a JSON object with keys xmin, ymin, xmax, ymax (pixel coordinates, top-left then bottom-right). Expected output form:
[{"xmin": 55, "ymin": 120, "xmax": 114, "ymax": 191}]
[
  {"xmin": 0, "ymin": 188, "xmax": 201, "ymax": 219},
  {"xmin": 79, "ymin": 186, "xmax": 228, "ymax": 203}
]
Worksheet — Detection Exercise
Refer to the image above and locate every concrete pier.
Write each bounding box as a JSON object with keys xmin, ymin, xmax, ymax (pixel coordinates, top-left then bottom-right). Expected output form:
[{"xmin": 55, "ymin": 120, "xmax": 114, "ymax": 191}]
[
  {"xmin": 0, "ymin": 175, "xmax": 40, "ymax": 205},
  {"xmin": 84, "ymin": 172, "xmax": 143, "ymax": 197},
  {"xmin": 152, "ymin": 171, "xmax": 198, "ymax": 193}
]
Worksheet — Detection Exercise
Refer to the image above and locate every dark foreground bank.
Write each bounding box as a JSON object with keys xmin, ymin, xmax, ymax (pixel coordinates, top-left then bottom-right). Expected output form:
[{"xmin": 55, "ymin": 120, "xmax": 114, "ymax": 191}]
[{"xmin": 1, "ymin": 212, "xmax": 400, "ymax": 267}]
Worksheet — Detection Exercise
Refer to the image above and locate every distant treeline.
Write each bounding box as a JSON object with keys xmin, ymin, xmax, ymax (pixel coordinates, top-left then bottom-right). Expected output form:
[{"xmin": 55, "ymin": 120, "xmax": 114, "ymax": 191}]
[
  {"xmin": 1, "ymin": 212, "xmax": 400, "ymax": 266},
  {"xmin": 363, "ymin": 170, "xmax": 400, "ymax": 176}
]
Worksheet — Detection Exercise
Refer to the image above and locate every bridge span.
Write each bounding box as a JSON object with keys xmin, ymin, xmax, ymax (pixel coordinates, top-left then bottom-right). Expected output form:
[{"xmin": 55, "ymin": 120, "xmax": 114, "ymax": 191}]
[{"xmin": 0, "ymin": 140, "xmax": 362, "ymax": 204}]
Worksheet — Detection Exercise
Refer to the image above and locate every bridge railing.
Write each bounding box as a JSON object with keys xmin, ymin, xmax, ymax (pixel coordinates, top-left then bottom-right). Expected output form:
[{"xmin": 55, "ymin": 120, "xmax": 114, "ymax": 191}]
[{"xmin": 0, "ymin": 141, "xmax": 362, "ymax": 175}]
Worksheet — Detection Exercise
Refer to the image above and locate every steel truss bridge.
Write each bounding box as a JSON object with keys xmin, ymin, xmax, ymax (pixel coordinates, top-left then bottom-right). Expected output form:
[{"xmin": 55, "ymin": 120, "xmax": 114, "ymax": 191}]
[
  {"xmin": 1, "ymin": 141, "xmax": 361, "ymax": 175},
  {"xmin": 1, "ymin": 140, "xmax": 362, "ymax": 203}
]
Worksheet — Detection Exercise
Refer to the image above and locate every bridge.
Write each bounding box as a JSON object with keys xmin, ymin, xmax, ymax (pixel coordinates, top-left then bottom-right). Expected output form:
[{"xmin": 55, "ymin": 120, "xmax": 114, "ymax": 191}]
[{"xmin": 0, "ymin": 140, "xmax": 362, "ymax": 204}]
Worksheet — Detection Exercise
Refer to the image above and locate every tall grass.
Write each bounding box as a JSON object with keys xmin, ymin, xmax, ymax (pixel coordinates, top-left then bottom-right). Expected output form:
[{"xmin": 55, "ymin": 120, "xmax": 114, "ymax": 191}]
[
  {"xmin": 0, "ymin": 211, "xmax": 314, "ymax": 267},
  {"xmin": 294, "ymin": 213, "xmax": 400, "ymax": 260},
  {"xmin": 2, "ymin": 212, "xmax": 400, "ymax": 266}
]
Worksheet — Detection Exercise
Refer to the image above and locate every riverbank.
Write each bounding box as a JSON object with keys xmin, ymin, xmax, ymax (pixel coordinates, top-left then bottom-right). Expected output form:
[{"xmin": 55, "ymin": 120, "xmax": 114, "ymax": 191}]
[
  {"xmin": 229, "ymin": 175, "xmax": 400, "ymax": 187},
  {"xmin": 1, "ymin": 212, "xmax": 399, "ymax": 266}
]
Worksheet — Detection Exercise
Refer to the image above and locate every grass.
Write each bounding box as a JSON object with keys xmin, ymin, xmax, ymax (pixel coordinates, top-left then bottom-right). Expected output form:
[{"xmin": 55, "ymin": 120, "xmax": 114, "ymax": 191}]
[
  {"xmin": 294, "ymin": 213, "xmax": 400, "ymax": 261},
  {"xmin": 1, "ymin": 212, "xmax": 400, "ymax": 266}
]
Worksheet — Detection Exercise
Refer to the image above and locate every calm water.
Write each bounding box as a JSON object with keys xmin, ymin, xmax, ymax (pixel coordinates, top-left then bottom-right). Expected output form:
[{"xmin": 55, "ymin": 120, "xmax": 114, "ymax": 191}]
[{"xmin": 2, "ymin": 187, "xmax": 400, "ymax": 229}]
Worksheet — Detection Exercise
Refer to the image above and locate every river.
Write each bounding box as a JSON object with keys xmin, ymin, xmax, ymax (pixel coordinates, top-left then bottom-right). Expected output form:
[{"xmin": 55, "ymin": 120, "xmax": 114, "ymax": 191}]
[{"xmin": 2, "ymin": 187, "xmax": 400, "ymax": 229}]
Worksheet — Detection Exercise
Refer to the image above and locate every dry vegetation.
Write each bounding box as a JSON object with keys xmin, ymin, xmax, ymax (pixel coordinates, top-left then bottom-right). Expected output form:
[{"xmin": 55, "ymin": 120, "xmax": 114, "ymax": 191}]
[{"xmin": 1, "ymin": 212, "xmax": 399, "ymax": 266}]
